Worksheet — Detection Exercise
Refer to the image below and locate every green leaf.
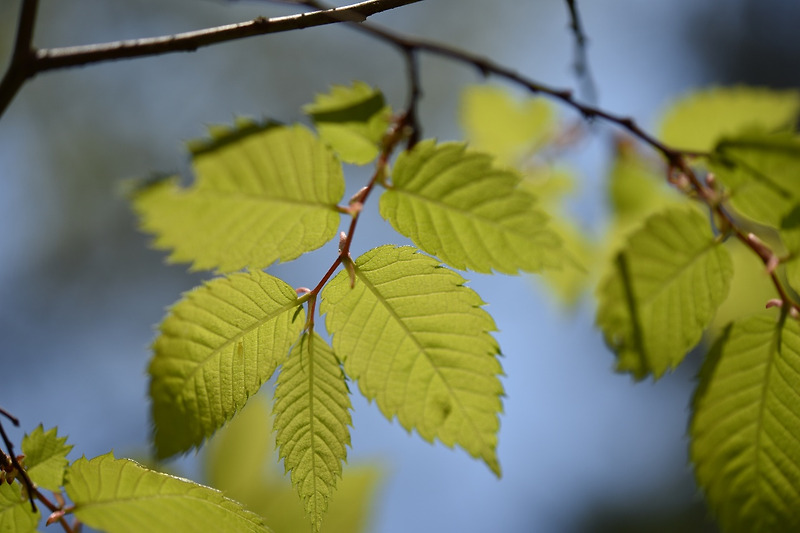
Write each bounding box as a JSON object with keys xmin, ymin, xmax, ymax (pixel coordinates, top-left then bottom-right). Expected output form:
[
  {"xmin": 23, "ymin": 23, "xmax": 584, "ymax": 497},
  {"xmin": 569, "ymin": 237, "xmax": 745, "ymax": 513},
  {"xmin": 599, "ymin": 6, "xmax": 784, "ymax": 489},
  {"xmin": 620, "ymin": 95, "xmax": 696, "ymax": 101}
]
[
  {"xmin": 380, "ymin": 140, "xmax": 561, "ymax": 274},
  {"xmin": 21, "ymin": 425, "xmax": 72, "ymax": 491},
  {"xmin": 205, "ymin": 396, "xmax": 381, "ymax": 533},
  {"xmin": 459, "ymin": 85, "xmax": 556, "ymax": 164},
  {"xmin": 0, "ymin": 483, "xmax": 37, "ymax": 533},
  {"xmin": 273, "ymin": 332, "xmax": 351, "ymax": 532},
  {"xmin": 321, "ymin": 246, "xmax": 503, "ymax": 475},
  {"xmin": 66, "ymin": 453, "xmax": 271, "ymax": 533},
  {"xmin": 596, "ymin": 208, "xmax": 733, "ymax": 379},
  {"xmin": 710, "ymin": 133, "xmax": 800, "ymax": 227},
  {"xmin": 304, "ymin": 82, "xmax": 391, "ymax": 165},
  {"xmin": 691, "ymin": 314, "xmax": 800, "ymax": 533},
  {"xmin": 659, "ymin": 86, "xmax": 800, "ymax": 152},
  {"xmin": 133, "ymin": 123, "xmax": 344, "ymax": 272},
  {"xmin": 781, "ymin": 206, "xmax": 800, "ymax": 292},
  {"xmin": 150, "ymin": 271, "xmax": 304, "ymax": 458}
]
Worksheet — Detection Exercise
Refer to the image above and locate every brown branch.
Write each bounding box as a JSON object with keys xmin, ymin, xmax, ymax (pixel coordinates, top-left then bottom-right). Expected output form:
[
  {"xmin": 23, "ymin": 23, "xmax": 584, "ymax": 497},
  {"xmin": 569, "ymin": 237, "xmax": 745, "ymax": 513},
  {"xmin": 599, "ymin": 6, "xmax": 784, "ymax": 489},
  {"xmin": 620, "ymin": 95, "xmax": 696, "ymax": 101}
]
[{"xmin": 0, "ymin": 0, "xmax": 423, "ymax": 119}]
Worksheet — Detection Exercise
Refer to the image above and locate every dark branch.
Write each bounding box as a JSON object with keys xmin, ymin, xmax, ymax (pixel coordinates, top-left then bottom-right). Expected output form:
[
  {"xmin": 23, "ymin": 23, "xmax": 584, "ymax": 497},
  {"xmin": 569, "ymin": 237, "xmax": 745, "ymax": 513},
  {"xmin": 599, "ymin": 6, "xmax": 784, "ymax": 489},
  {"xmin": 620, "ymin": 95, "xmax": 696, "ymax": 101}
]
[
  {"xmin": 0, "ymin": 0, "xmax": 423, "ymax": 119},
  {"xmin": 564, "ymin": 0, "xmax": 597, "ymax": 104}
]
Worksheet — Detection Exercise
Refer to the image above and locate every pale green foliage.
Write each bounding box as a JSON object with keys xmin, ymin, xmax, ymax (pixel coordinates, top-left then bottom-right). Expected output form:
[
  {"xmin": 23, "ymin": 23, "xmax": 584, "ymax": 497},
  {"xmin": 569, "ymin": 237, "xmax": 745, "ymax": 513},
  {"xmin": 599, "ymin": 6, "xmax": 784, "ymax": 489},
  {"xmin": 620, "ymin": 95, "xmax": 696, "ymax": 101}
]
[
  {"xmin": 205, "ymin": 397, "xmax": 380, "ymax": 533},
  {"xmin": 659, "ymin": 86, "xmax": 800, "ymax": 152},
  {"xmin": 691, "ymin": 314, "xmax": 800, "ymax": 533},
  {"xmin": 149, "ymin": 271, "xmax": 304, "ymax": 458},
  {"xmin": 21, "ymin": 425, "xmax": 72, "ymax": 491},
  {"xmin": 380, "ymin": 140, "xmax": 561, "ymax": 274},
  {"xmin": 304, "ymin": 82, "xmax": 391, "ymax": 164},
  {"xmin": 596, "ymin": 208, "xmax": 732, "ymax": 379},
  {"xmin": 459, "ymin": 85, "xmax": 556, "ymax": 165},
  {"xmin": 133, "ymin": 123, "xmax": 344, "ymax": 272},
  {"xmin": 710, "ymin": 133, "xmax": 800, "ymax": 227},
  {"xmin": 273, "ymin": 332, "xmax": 352, "ymax": 532},
  {"xmin": 321, "ymin": 246, "xmax": 503, "ymax": 475},
  {"xmin": 65, "ymin": 453, "xmax": 270, "ymax": 533},
  {"xmin": 0, "ymin": 483, "xmax": 37, "ymax": 533}
]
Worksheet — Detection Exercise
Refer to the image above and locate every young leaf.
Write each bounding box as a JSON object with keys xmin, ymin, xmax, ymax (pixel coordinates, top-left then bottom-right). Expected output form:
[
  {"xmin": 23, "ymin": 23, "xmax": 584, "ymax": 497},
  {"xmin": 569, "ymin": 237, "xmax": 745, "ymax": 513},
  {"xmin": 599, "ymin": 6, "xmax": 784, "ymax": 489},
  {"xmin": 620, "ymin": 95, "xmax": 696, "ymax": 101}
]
[
  {"xmin": 321, "ymin": 245, "xmax": 503, "ymax": 475},
  {"xmin": 380, "ymin": 140, "xmax": 561, "ymax": 274},
  {"xmin": 459, "ymin": 85, "xmax": 556, "ymax": 164},
  {"xmin": 150, "ymin": 271, "xmax": 304, "ymax": 458},
  {"xmin": 133, "ymin": 123, "xmax": 344, "ymax": 272},
  {"xmin": 710, "ymin": 133, "xmax": 800, "ymax": 227},
  {"xmin": 273, "ymin": 332, "xmax": 351, "ymax": 532},
  {"xmin": 596, "ymin": 208, "xmax": 733, "ymax": 379},
  {"xmin": 659, "ymin": 86, "xmax": 800, "ymax": 152},
  {"xmin": 691, "ymin": 314, "xmax": 800, "ymax": 533},
  {"xmin": 21, "ymin": 425, "xmax": 72, "ymax": 491},
  {"xmin": 304, "ymin": 82, "xmax": 391, "ymax": 165},
  {"xmin": 0, "ymin": 483, "xmax": 38, "ymax": 533},
  {"xmin": 65, "ymin": 453, "xmax": 270, "ymax": 533}
]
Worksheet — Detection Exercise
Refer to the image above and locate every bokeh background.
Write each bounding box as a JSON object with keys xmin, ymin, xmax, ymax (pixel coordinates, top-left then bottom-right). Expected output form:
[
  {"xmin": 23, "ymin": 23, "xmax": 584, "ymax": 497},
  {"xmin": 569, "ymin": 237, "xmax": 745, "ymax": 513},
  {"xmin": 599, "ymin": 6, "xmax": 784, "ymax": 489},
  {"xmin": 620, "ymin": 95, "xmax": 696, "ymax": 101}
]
[{"xmin": 1, "ymin": 0, "xmax": 799, "ymax": 531}]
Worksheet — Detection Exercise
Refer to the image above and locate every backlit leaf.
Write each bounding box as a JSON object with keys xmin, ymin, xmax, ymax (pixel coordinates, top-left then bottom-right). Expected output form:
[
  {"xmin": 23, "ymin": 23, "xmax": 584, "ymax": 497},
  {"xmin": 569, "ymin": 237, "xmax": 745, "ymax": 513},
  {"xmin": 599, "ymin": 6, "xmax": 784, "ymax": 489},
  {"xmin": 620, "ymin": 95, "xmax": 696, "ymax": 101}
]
[
  {"xmin": 659, "ymin": 86, "xmax": 800, "ymax": 152},
  {"xmin": 273, "ymin": 332, "xmax": 351, "ymax": 532},
  {"xmin": 710, "ymin": 133, "xmax": 800, "ymax": 227},
  {"xmin": 21, "ymin": 425, "xmax": 72, "ymax": 491},
  {"xmin": 0, "ymin": 483, "xmax": 37, "ymax": 533},
  {"xmin": 459, "ymin": 85, "xmax": 556, "ymax": 164},
  {"xmin": 150, "ymin": 271, "xmax": 304, "ymax": 458},
  {"xmin": 596, "ymin": 208, "xmax": 732, "ymax": 379},
  {"xmin": 205, "ymin": 396, "xmax": 381, "ymax": 533},
  {"xmin": 304, "ymin": 82, "xmax": 391, "ymax": 165},
  {"xmin": 691, "ymin": 314, "xmax": 800, "ymax": 533},
  {"xmin": 380, "ymin": 140, "xmax": 561, "ymax": 274},
  {"xmin": 66, "ymin": 453, "xmax": 270, "ymax": 533},
  {"xmin": 133, "ymin": 123, "xmax": 344, "ymax": 272},
  {"xmin": 321, "ymin": 246, "xmax": 503, "ymax": 475}
]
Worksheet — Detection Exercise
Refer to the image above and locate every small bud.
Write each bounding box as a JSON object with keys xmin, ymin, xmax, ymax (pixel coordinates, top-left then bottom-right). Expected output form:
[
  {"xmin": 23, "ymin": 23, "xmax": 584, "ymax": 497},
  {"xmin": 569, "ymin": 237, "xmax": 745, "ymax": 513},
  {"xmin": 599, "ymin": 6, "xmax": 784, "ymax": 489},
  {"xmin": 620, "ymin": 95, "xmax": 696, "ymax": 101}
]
[
  {"xmin": 295, "ymin": 287, "xmax": 311, "ymax": 295},
  {"xmin": 338, "ymin": 232, "xmax": 347, "ymax": 254},
  {"xmin": 706, "ymin": 172, "xmax": 717, "ymax": 189},
  {"xmin": 766, "ymin": 299, "xmax": 783, "ymax": 309},
  {"xmin": 46, "ymin": 510, "xmax": 66, "ymax": 526}
]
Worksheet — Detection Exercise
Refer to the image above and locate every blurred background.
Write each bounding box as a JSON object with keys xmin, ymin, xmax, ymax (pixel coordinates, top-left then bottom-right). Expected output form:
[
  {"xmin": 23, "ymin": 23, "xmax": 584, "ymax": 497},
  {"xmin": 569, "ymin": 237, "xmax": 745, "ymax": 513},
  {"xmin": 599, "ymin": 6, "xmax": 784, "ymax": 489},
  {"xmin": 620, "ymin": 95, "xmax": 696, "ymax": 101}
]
[{"xmin": 1, "ymin": 0, "xmax": 799, "ymax": 531}]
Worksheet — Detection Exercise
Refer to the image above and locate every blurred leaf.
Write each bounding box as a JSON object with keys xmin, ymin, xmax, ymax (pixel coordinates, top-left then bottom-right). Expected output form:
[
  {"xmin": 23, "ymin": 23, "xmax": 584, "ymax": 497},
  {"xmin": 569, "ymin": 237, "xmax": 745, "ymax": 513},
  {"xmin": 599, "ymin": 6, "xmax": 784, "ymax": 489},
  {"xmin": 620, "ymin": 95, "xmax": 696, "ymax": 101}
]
[
  {"xmin": 205, "ymin": 396, "xmax": 381, "ymax": 533},
  {"xmin": 710, "ymin": 133, "xmax": 800, "ymax": 227},
  {"xmin": 460, "ymin": 85, "xmax": 556, "ymax": 164},
  {"xmin": 150, "ymin": 271, "xmax": 304, "ymax": 459},
  {"xmin": 66, "ymin": 453, "xmax": 270, "ymax": 533},
  {"xmin": 692, "ymin": 314, "xmax": 800, "ymax": 533},
  {"xmin": 273, "ymin": 332, "xmax": 351, "ymax": 532},
  {"xmin": 321, "ymin": 245, "xmax": 503, "ymax": 475},
  {"xmin": 133, "ymin": 123, "xmax": 344, "ymax": 272},
  {"xmin": 21, "ymin": 425, "xmax": 72, "ymax": 491},
  {"xmin": 304, "ymin": 82, "xmax": 391, "ymax": 164},
  {"xmin": 659, "ymin": 87, "xmax": 800, "ymax": 152},
  {"xmin": 380, "ymin": 140, "xmax": 562, "ymax": 274},
  {"xmin": 781, "ymin": 206, "xmax": 800, "ymax": 292},
  {"xmin": 0, "ymin": 483, "xmax": 38, "ymax": 533},
  {"xmin": 597, "ymin": 208, "xmax": 732, "ymax": 379}
]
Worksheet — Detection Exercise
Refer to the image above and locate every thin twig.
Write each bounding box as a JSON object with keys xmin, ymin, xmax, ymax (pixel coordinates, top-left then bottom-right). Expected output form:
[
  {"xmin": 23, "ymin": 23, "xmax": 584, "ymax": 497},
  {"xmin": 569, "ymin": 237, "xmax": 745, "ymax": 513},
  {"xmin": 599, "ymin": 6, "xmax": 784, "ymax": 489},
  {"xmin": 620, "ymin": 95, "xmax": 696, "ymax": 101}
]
[
  {"xmin": 0, "ymin": 0, "xmax": 40, "ymax": 119},
  {"xmin": 0, "ymin": 410, "xmax": 36, "ymax": 512},
  {"xmin": 0, "ymin": 0, "xmax": 423, "ymax": 119},
  {"xmin": 564, "ymin": 0, "xmax": 597, "ymax": 104}
]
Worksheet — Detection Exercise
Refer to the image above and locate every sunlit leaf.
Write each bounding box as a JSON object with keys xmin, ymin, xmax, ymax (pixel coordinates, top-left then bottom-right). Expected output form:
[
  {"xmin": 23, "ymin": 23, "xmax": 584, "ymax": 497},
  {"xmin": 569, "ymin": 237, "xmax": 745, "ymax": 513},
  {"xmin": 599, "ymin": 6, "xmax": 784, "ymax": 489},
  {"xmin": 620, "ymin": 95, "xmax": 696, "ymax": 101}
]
[
  {"xmin": 380, "ymin": 140, "xmax": 561, "ymax": 274},
  {"xmin": 21, "ymin": 425, "xmax": 72, "ymax": 491},
  {"xmin": 205, "ymin": 396, "xmax": 381, "ymax": 533},
  {"xmin": 710, "ymin": 133, "xmax": 800, "ymax": 227},
  {"xmin": 321, "ymin": 245, "xmax": 503, "ymax": 475},
  {"xmin": 304, "ymin": 82, "xmax": 391, "ymax": 165},
  {"xmin": 133, "ymin": 123, "xmax": 344, "ymax": 272},
  {"xmin": 0, "ymin": 483, "xmax": 37, "ymax": 533},
  {"xmin": 273, "ymin": 332, "xmax": 351, "ymax": 532},
  {"xmin": 659, "ymin": 86, "xmax": 800, "ymax": 152},
  {"xmin": 66, "ymin": 453, "xmax": 270, "ymax": 533},
  {"xmin": 150, "ymin": 271, "xmax": 304, "ymax": 458},
  {"xmin": 596, "ymin": 208, "xmax": 732, "ymax": 379},
  {"xmin": 459, "ymin": 85, "xmax": 556, "ymax": 164},
  {"xmin": 691, "ymin": 314, "xmax": 800, "ymax": 533}
]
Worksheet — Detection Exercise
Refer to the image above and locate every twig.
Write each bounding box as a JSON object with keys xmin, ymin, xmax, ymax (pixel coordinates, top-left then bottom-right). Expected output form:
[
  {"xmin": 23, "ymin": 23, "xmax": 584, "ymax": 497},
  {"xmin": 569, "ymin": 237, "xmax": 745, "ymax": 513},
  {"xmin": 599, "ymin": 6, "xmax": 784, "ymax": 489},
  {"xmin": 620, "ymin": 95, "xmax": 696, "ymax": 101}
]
[
  {"xmin": 0, "ymin": 409, "xmax": 36, "ymax": 512},
  {"xmin": 0, "ymin": 0, "xmax": 423, "ymax": 119},
  {"xmin": 564, "ymin": 0, "xmax": 597, "ymax": 104}
]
